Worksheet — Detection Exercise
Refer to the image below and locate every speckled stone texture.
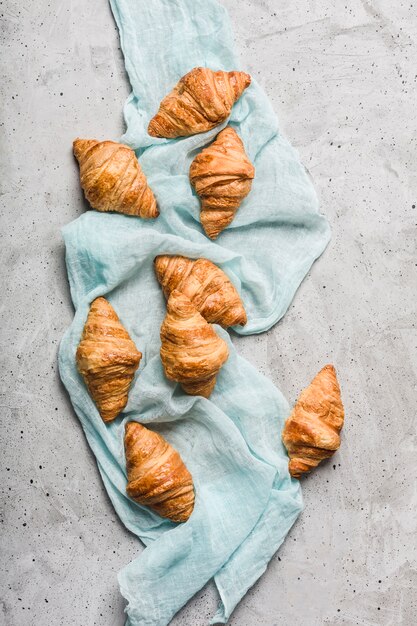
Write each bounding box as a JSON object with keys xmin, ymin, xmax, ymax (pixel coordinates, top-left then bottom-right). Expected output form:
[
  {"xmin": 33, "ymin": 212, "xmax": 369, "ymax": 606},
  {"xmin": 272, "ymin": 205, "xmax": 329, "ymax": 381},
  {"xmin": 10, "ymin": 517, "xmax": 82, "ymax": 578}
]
[{"xmin": 1, "ymin": 0, "xmax": 416, "ymax": 624}]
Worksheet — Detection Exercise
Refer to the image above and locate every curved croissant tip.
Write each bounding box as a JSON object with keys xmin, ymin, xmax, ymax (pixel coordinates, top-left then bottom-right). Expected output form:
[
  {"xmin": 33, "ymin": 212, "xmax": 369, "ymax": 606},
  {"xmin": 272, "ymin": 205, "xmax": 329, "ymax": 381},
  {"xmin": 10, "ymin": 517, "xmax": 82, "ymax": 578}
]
[
  {"xmin": 73, "ymin": 138, "xmax": 98, "ymax": 159},
  {"xmin": 219, "ymin": 125, "xmax": 238, "ymax": 137},
  {"xmin": 89, "ymin": 296, "xmax": 113, "ymax": 316},
  {"xmin": 153, "ymin": 255, "xmax": 162, "ymax": 268},
  {"xmin": 125, "ymin": 421, "xmax": 143, "ymax": 436},
  {"xmin": 147, "ymin": 120, "xmax": 160, "ymax": 138},
  {"xmin": 288, "ymin": 458, "xmax": 312, "ymax": 479},
  {"xmin": 90, "ymin": 295, "xmax": 107, "ymax": 307},
  {"xmin": 154, "ymin": 255, "xmax": 170, "ymax": 274},
  {"xmin": 239, "ymin": 71, "xmax": 251, "ymax": 86},
  {"xmin": 310, "ymin": 364, "xmax": 340, "ymax": 392},
  {"xmin": 238, "ymin": 312, "xmax": 248, "ymax": 326},
  {"xmin": 229, "ymin": 70, "xmax": 251, "ymax": 87}
]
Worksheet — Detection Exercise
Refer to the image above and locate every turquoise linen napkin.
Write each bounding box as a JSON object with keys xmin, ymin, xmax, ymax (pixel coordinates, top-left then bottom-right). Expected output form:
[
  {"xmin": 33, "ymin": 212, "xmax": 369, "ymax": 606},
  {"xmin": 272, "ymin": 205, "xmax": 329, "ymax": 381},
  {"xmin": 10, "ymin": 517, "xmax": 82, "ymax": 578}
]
[{"xmin": 58, "ymin": 0, "xmax": 331, "ymax": 624}]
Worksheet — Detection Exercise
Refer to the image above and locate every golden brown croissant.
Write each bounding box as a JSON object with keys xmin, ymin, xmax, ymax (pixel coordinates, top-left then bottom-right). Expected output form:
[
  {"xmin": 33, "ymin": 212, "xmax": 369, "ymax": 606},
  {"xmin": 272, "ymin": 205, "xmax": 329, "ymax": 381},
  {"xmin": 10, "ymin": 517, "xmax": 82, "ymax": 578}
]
[
  {"xmin": 73, "ymin": 138, "xmax": 158, "ymax": 218},
  {"xmin": 160, "ymin": 290, "xmax": 229, "ymax": 397},
  {"xmin": 76, "ymin": 297, "xmax": 142, "ymax": 423},
  {"xmin": 190, "ymin": 126, "xmax": 255, "ymax": 239},
  {"xmin": 125, "ymin": 421, "xmax": 195, "ymax": 522},
  {"xmin": 148, "ymin": 67, "xmax": 251, "ymax": 138},
  {"xmin": 282, "ymin": 365, "xmax": 344, "ymax": 478},
  {"xmin": 154, "ymin": 255, "xmax": 247, "ymax": 328}
]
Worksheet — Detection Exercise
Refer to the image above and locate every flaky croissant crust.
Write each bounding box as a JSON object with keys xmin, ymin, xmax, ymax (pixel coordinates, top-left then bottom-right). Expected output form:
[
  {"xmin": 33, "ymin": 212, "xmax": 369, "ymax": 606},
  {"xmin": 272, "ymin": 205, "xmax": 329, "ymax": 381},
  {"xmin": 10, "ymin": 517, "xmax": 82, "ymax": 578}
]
[
  {"xmin": 73, "ymin": 138, "xmax": 158, "ymax": 218},
  {"xmin": 76, "ymin": 297, "xmax": 142, "ymax": 423},
  {"xmin": 125, "ymin": 421, "xmax": 195, "ymax": 523},
  {"xmin": 154, "ymin": 255, "xmax": 247, "ymax": 328},
  {"xmin": 148, "ymin": 67, "xmax": 251, "ymax": 138},
  {"xmin": 282, "ymin": 365, "xmax": 344, "ymax": 478},
  {"xmin": 190, "ymin": 126, "xmax": 255, "ymax": 239},
  {"xmin": 160, "ymin": 290, "xmax": 229, "ymax": 398}
]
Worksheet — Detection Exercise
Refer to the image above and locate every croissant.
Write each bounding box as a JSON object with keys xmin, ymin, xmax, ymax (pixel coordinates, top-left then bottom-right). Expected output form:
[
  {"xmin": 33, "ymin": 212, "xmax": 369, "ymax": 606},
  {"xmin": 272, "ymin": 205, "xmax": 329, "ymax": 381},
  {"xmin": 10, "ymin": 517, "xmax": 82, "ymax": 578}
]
[
  {"xmin": 125, "ymin": 422, "xmax": 194, "ymax": 522},
  {"xmin": 76, "ymin": 297, "xmax": 142, "ymax": 423},
  {"xmin": 148, "ymin": 67, "xmax": 251, "ymax": 138},
  {"xmin": 154, "ymin": 255, "xmax": 247, "ymax": 328},
  {"xmin": 282, "ymin": 365, "xmax": 344, "ymax": 478},
  {"xmin": 73, "ymin": 138, "xmax": 158, "ymax": 218},
  {"xmin": 160, "ymin": 290, "xmax": 229, "ymax": 397},
  {"xmin": 190, "ymin": 126, "xmax": 255, "ymax": 239}
]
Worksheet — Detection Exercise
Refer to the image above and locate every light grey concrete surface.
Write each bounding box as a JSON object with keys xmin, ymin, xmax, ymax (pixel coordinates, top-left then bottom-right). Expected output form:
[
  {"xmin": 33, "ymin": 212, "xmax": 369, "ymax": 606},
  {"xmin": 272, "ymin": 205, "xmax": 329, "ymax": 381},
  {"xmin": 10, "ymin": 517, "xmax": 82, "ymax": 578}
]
[{"xmin": 1, "ymin": 0, "xmax": 416, "ymax": 624}]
